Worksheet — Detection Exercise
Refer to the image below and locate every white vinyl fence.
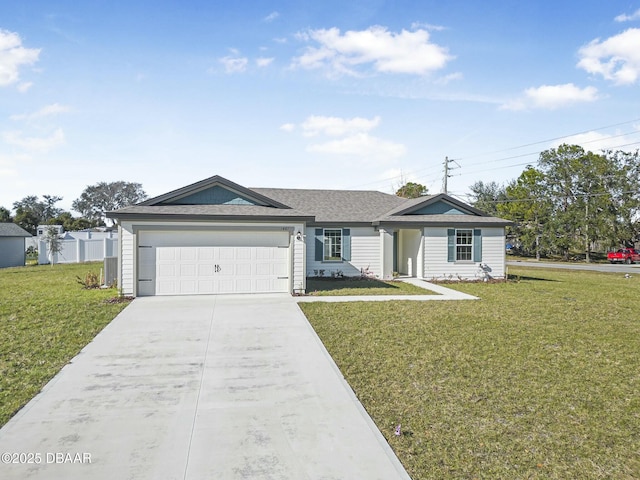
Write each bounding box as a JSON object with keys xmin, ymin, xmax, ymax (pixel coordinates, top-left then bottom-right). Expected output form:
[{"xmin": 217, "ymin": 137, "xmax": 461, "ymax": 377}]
[{"xmin": 39, "ymin": 237, "xmax": 118, "ymax": 264}]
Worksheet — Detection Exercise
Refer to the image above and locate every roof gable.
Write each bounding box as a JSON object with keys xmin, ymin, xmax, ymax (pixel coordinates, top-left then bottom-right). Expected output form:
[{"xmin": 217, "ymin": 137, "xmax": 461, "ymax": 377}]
[
  {"xmin": 160, "ymin": 185, "xmax": 259, "ymax": 206},
  {"xmin": 409, "ymin": 200, "xmax": 468, "ymax": 215},
  {"xmin": 139, "ymin": 175, "xmax": 290, "ymax": 209},
  {"xmin": 387, "ymin": 193, "xmax": 487, "ymax": 217}
]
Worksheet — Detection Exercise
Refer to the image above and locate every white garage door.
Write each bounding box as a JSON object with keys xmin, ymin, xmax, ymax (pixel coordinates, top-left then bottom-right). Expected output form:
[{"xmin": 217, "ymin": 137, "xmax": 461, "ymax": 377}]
[{"xmin": 137, "ymin": 230, "xmax": 290, "ymax": 296}]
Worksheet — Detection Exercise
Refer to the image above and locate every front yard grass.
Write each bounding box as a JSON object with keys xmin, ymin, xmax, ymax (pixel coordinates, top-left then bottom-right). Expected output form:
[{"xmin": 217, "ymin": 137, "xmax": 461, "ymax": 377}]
[
  {"xmin": 306, "ymin": 277, "xmax": 434, "ymax": 296},
  {"xmin": 300, "ymin": 267, "xmax": 640, "ymax": 479},
  {"xmin": 0, "ymin": 263, "xmax": 130, "ymax": 427}
]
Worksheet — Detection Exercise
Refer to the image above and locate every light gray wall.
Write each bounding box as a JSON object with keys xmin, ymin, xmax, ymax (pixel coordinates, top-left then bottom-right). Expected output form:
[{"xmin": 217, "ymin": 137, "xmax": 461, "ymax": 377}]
[
  {"xmin": 423, "ymin": 226, "xmax": 506, "ymax": 280},
  {"xmin": 0, "ymin": 237, "xmax": 25, "ymax": 268},
  {"xmin": 306, "ymin": 226, "xmax": 380, "ymax": 278}
]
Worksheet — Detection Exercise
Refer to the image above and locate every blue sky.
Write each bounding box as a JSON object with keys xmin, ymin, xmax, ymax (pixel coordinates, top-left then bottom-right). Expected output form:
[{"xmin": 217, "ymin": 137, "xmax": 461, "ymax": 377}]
[{"xmin": 1, "ymin": 1, "xmax": 640, "ymax": 213}]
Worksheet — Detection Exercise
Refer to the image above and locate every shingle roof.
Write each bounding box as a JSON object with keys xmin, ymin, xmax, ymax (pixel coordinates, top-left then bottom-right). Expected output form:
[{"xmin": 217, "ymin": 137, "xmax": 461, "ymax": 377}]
[
  {"xmin": 107, "ymin": 175, "xmax": 511, "ymax": 226},
  {"xmin": 374, "ymin": 214, "xmax": 511, "ymax": 226},
  {"xmin": 0, "ymin": 223, "xmax": 31, "ymax": 237},
  {"xmin": 109, "ymin": 204, "xmax": 313, "ymax": 220},
  {"xmin": 251, "ymin": 188, "xmax": 405, "ymax": 223}
]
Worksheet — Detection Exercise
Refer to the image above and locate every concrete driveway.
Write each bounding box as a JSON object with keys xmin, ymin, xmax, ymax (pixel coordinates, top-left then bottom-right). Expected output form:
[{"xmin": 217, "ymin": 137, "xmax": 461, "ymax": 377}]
[{"xmin": 0, "ymin": 295, "xmax": 411, "ymax": 480}]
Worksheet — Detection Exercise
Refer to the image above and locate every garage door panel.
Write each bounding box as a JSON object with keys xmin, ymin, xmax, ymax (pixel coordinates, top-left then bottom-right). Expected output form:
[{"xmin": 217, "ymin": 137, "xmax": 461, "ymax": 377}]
[
  {"xmin": 157, "ymin": 279, "xmax": 176, "ymax": 295},
  {"xmin": 236, "ymin": 249, "xmax": 252, "ymax": 260},
  {"xmin": 158, "ymin": 264, "xmax": 176, "ymax": 277},
  {"xmin": 198, "ymin": 280, "xmax": 214, "ymax": 294},
  {"xmin": 273, "ymin": 263, "xmax": 288, "ymax": 276},
  {"xmin": 198, "ymin": 248, "xmax": 215, "ymax": 261},
  {"xmin": 235, "ymin": 263, "xmax": 252, "ymax": 276},
  {"xmin": 140, "ymin": 231, "xmax": 290, "ymax": 296},
  {"xmin": 255, "ymin": 263, "xmax": 271, "ymax": 276},
  {"xmin": 179, "ymin": 264, "xmax": 196, "ymax": 276},
  {"xmin": 180, "ymin": 279, "xmax": 197, "ymax": 294},
  {"xmin": 199, "ymin": 264, "xmax": 215, "ymax": 276},
  {"xmin": 218, "ymin": 248, "xmax": 235, "ymax": 261}
]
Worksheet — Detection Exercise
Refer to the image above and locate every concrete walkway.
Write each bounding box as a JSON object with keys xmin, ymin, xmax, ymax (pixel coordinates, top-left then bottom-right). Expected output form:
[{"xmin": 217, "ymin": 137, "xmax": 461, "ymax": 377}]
[
  {"xmin": 0, "ymin": 295, "xmax": 411, "ymax": 480},
  {"xmin": 296, "ymin": 277, "xmax": 478, "ymax": 302}
]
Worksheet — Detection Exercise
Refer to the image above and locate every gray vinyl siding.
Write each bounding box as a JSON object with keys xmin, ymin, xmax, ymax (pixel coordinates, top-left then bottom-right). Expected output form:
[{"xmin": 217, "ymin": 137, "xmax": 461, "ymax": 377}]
[
  {"xmin": 423, "ymin": 227, "xmax": 505, "ymax": 280},
  {"xmin": 292, "ymin": 224, "xmax": 306, "ymax": 292},
  {"xmin": 120, "ymin": 223, "xmax": 135, "ymax": 296},
  {"xmin": 306, "ymin": 226, "xmax": 380, "ymax": 277},
  {"xmin": 0, "ymin": 237, "xmax": 25, "ymax": 268}
]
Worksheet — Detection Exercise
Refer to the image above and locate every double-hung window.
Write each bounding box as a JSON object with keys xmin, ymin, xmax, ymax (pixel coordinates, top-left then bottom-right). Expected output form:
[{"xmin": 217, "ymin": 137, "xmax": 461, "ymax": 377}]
[
  {"xmin": 323, "ymin": 229, "xmax": 342, "ymax": 261},
  {"xmin": 315, "ymin": 228, "xmax": 351, "ymax": 262},
  {"xmin": 455, "ymin": 229, "xmax": 473, "ymax": 261},
  {"xmin": 447, "ymin": 228, "xmax": 483, "ymax": 263}
]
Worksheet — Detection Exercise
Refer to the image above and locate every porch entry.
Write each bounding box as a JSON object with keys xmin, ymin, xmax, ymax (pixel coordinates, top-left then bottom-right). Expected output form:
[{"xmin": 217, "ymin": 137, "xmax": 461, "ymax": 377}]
[{"xmin": 393, "ymin": 229, "xmax": 422, "ymax": 277}]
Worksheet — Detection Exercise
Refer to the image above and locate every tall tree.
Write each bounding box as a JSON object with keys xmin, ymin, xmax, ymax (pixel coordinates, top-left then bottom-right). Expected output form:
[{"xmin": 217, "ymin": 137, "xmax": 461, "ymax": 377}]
[
  {"xmin": 604, "ymin": 149, "xmax": 640, "ymax": 248},
  {"xmin": 49, "ymin": 212, "xmax": 98, "ymax": 232},
  {"xmin": 537, "ymin": 144, "xmax": 635, "ymax": 261},
  {"xmin": 42, "ymin": 195, "xmax": 64, "ymax": 220},
  {"xmin": 0, "ymin": 206, "xmax": 11, "ymax": 223},
  {"xmin": 538, "ymin": 145, "xmax": 585, "ymax": 260},
  {"xmin": 395, "ymin": 182, "xmax": 428, "ymax": 199},
  {"xmin": 468, "ymin": 181, "xmax": 506, "ymax": 216},
  {"xmin": 72, "ymin": 181, "xmax": 147, "ymax": 226},
  {"xmin": 12, "ymin": 195, "xmax": 65, "ymax": 234},
  {"xmin": 498, "ymin": 167, "xmax": 552, "ymax": 260}
]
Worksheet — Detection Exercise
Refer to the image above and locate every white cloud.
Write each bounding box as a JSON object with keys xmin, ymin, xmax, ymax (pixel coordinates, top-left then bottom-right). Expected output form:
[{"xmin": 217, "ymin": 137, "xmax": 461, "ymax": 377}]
[
  {"xmin": 615, "ymin": 9, "xmax": 640, "ymax": 22},
  {"xmin": 10, "ymin": 103, "xmax": 71, "ymax": 121},
  {"xmin": 292, "ymin": 26, "xmax": 453, "ymax": 76},
  {"xmin": 410, "ymin": 22, "xmax": 446, "ymax": 32},
  {"xmin": 279, "ymin": 123, "xmax": 295, "ymax": 132},
  {"xmin": 434, "ymin": 72, "xmax": 463, "ymax": 85},
  {"xmin": 17, "ymin": 81, "xmax": 33, "ymax": 93},
  {"xmin": 0, "ymin": 29, "xmax": 40, "ymax": 87},
  {"xmin": 307, "ymin": 132, "xmax": 406, "ymax": 160},
  {"xmin": 501, "ymin": 83, "xmax": 599, "ymax": 111},
  {"xmin": 577, "ymin": 28, "xmax": 640, "ymax": 85},
  {"xmin": 263, "ymin": 11, "xmax": 280, "ymax": 22},
  {"xmin": 301, "ymin": 115, "xmax": 380, "ymax": 137},
  {"xmin": 2, "ymin": 128, "xmax": 65, "ymax": 152},
  {"xmin": 219, "ymin": 55, "xmax": 248, "ymax": 74},
  {"xmin": 256, "ymin": 57, "xmax": 274, "ymax": 68},
  {"xmin": 285, "ymin": 114, "xmax": 406, "ymax": 162}
]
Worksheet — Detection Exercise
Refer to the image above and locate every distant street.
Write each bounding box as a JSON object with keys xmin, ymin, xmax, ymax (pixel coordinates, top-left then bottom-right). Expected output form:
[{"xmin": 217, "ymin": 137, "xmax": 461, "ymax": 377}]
[{"xmin": 507, "ymin": 260, "xmax": 640, "ymax": 274}]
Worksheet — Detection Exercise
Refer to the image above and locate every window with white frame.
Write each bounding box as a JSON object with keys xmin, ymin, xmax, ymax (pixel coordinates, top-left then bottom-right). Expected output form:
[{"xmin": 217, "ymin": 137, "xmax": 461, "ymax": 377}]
[
  {"xmin": 323, "ymin": 229, "xmax": 342, "ymax": 261},
  {"xmin": 456, "ymin": 229, "xmax": 473, "ymax": 261}
]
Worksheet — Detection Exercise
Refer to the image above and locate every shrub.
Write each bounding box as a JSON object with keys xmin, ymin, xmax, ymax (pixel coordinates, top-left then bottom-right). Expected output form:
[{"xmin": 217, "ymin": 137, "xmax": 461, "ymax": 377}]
[{"xmin": 76, "ymin": 271, "xmax": 100, "ymax": 289}]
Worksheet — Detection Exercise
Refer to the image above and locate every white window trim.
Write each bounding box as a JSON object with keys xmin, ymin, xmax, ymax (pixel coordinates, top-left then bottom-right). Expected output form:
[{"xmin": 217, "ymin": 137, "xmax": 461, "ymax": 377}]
[
  {"xmin": 455, "ymin": 228, "xmax": 474, "ymax": 263},
  {"xmin": 323, "ymin": 228, "xmax": 343, "ymax": 262}
]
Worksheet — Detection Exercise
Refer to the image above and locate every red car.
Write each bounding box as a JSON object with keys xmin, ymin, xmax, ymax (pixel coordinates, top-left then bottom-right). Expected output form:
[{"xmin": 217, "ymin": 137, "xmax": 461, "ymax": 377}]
[{"xmin": 607, "ymin": 248, "xmax": 640, "ymax": 264}]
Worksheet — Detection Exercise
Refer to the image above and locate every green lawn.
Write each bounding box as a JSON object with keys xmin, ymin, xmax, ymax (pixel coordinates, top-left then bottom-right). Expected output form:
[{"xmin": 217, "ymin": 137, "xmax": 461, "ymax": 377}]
[
  {"xmin": 300, "ymin": 267, "xmax": 640, "ymax": 479},
  {"xmin": 0, "ymin": 263, "xmax": 130, "ymax": 427},
  {"xmin": 306, "ymin": 277, "xmax": 435, "ymax": 296}
]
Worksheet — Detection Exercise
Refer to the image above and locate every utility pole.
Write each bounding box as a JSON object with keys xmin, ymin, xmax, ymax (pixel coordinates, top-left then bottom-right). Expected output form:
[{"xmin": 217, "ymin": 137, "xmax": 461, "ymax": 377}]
[
  {"xmin": 442, "ymin": 157, "xmax": 460, "ymax": 194},
  {"xmin": 442, "ymin": 156, "xmax": 449, "ymax": 194}
]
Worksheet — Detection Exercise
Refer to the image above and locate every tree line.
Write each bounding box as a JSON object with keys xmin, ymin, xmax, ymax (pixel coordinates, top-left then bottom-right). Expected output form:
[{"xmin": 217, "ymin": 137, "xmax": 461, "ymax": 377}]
[
  {"xmin": 468, "ymin": 144, "xmax": 640, "ymax": 261},
  {"xmin": 0, "ymin": 181, "xmax": 147, "ymax": 235}
]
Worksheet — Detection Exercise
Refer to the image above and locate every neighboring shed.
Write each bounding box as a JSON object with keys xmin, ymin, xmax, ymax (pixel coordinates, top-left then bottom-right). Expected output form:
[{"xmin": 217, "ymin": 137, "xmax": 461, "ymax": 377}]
[{"xmin": 0, "ymin": 223, "xmax": 31, "ymax": 268}]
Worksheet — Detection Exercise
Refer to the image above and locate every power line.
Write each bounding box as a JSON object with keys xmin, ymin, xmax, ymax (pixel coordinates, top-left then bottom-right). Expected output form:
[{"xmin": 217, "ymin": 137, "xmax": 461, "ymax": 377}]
[
  {"xmin": 346, "ymin": 117, "xmax": 640, "ymax": 191},
  {"xmin": 460, "ymin": 139, "xmax": 640, "ymax": 177},
  {"xmin": 453, "ymin": 117, "xmax": 640, "ymax": 162}
]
